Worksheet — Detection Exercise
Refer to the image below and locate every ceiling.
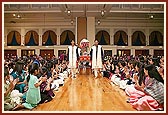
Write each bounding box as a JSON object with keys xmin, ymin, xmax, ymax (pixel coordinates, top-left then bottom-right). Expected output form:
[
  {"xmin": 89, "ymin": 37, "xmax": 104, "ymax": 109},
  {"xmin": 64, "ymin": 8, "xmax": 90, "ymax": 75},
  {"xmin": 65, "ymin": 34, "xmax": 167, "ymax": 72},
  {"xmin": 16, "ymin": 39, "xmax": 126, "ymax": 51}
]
[{"xmin": 4, "ymin": 3, "xmax": 164, "ymax": 24}]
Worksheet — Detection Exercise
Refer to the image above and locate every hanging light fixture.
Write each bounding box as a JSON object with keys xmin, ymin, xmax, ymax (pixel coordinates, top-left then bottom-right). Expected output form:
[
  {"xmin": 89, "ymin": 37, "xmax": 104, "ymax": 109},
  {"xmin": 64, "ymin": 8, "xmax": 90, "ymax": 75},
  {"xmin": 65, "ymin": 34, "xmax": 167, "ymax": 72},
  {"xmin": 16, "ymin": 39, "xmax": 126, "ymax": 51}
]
[
  {"xmin": 13, "ymin": 13, "xmax": 16, "ymax": 16},
  {"xmin": 12, "ymin": 13, "xmax": 21, "ymax": 19},
  {"xmin": 12, "ymin": 6, "xmax": 22, "ymax": 19},
  {"xmin": 67, "ymin": 9, "xmax": 71, "ymax": 15},
  {"xmin": 97, "ymin": 20, "xmax": 101, "ymax": 25},
  {"xmin": 17, "ymin": 14, "xmax": 21, "ymax": 18},
  {"xmin": 65, "ymin": 4, "xmax": 71, "ymax": 16},
  {"xmin": 149, "ymin": 8, "xmax": 154, "ymax": 19},
  {"xmin": 101, "ymin": 4, "xmax": 106, "ymax": 17},
  {"xmin": 149, "ymin": 14, "xmax": 154, "ymax": 19},
  {"xmin": 70, "ymin": 19, "xmax": 74, "ymax": 25},
  {"xmin": 101, "ymin": 10, "xmax": 105, "ymax": 17}
]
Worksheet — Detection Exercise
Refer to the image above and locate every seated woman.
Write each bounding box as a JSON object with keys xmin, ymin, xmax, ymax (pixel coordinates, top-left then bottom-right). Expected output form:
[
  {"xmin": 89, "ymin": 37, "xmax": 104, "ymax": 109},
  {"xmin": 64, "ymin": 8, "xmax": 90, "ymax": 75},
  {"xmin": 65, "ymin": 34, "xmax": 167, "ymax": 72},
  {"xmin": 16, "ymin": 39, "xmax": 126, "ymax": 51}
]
[
  {"xmin": 111, "ymin": 60, "xmax": 126, "ymax": 86},
  {"xmin": 127, "ymin": 64, "xmax": 164, "ymax": 111},
  {"xmin": 4, "ymin": 66, "xmax": 18, "ymax": 111},
  {"xmin": 12, "ymin": 61, "xmax": 27, "ymax": 93},
  {"xmin": 125, "ymin": 61, "xmax": 144, "ymax": 96},
  {"xmin": 102, "ymin": 59, "xmax": 112, "ymax": 78},
  {"xmin": 12, "ymin": 63, "xmax": 46, "ymax": 110},
  {"xmin": 59, "ymin": 61, "xmax": 69, "ymax": 79},
  {"xmin": 119, "ymin": 66, "xmax": 133, "ymax": 90},
  {"xmin": 39, "ymin": 68, "xmax": 55, "ymax": 104}
]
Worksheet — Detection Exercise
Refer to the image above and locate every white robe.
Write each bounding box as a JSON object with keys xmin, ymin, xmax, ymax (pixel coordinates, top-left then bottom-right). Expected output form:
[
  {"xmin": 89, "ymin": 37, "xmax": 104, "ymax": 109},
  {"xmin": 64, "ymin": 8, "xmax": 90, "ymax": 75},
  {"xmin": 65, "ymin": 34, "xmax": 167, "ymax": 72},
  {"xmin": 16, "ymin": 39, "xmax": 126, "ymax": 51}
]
[
  {"xmin": 91, "ymin": 45, "xmax": 103, "ymax": 69},
  {"xmin": 68, "ymin": 46, "xmax": 77, "ymax": 68}
]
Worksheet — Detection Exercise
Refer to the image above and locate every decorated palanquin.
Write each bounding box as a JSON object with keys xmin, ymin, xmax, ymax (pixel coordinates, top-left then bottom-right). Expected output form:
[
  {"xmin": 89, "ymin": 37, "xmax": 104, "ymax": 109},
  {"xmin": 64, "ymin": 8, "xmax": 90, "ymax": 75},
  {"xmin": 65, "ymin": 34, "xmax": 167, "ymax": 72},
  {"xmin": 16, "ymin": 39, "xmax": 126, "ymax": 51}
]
[
  {"xmin": 79, "ymin": 55, "xmax": 90, "ymax": 61},
  {"xmin": 79, "ymin": 55, "xmax": 91, "ymax": 68},
  {"xmin": 80, "ymin": 38, "xmax": 90, "ymax": 48},
  {"xmin": 78, "ymin": 38, "xmax": 91, "ymax": 68}
]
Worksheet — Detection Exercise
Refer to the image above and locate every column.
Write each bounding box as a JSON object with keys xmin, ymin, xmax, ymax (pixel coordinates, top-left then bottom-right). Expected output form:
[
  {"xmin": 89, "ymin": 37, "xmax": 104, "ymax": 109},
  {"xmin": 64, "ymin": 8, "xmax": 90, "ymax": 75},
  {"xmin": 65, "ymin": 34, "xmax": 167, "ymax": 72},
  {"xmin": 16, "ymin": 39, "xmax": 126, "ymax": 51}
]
[
  {"xmin": 110, "ymin": 28, "xmax": 114, "ymax": 45},
  {"xmin": 4, "ymin": 28, "xmax": 7, "ymax": 47},
  {"xmin": 77, "ymin": 17, "xmax": 87, "ymax": 45},
  {"xmin": 149, "ymin": 49, "xmax": 153, "ymax": 55},
  {"xmin": 21, "ymin": 28, "xmax": 25, "ymax": 46},
  {"xmin": 35, "ymin": 48, "xmax": 40, "ymax": 56},
  {"xmin": 17, "ymin": 48, "xmax": 21, "ymax": 57},
  {"xmin": 54, "ymin": 48, "xmax": 58, "ymax": 57},
  {"xmin": 87, "ymin": 17, "xmax": 95, "ymax": 48},
  {"xmin": 146, "ymin": 29, "xmax": 149, "ymax": 46},
  {"xmin": 127, "ymin": 29, "xmax": 132, "ymax": 46},
  {"xmin": 131, "ymin": 48, "xmax": 135, "ymax": 56},
  {"xmin": 57, "ymin": 28, "xmax": 60, "ymax": 45},
  {"xmin": 112, "ymin": 48, "xmax": 117, "ymax": 56},
  {"xmin": 39, "ymin": 29, "xmax": 42, "ymax": 46}
]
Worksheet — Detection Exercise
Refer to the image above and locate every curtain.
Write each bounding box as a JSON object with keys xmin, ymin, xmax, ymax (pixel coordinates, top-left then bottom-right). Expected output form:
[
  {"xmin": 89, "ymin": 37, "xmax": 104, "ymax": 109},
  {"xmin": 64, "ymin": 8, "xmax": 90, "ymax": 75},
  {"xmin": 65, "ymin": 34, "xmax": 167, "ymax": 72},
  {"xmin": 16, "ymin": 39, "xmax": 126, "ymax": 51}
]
[
  {"xmin": 99, "ymin": 32, "xmax": 107, "ymax": 45},
  {"xmin": 25, "ymin": 31, "xmax": 39, "ymax": 46},
  {"xmin": 42, "ymin": 31, "xmax": 57, "ymax": 45},
  {"xmin": 45, "ymin": 32, "xmax": 54, "ymax": 45},
  {"xmin": 117, "ymin": 32, "xmax": 126, "ymax": 46},
  {"xmin": 26, "ymin": 32, "xmax": 38, "ymax": 46},
  {"xmin": 133, "ymin": 33, "xmax": 142, "ymax": 46},
  {"xmin": 7, "ymin": 31, "xmax": 21, "ymax": 46},
  {"xmin": 63, "ymin": 32, "xmax": 71, "ymax": 45}
]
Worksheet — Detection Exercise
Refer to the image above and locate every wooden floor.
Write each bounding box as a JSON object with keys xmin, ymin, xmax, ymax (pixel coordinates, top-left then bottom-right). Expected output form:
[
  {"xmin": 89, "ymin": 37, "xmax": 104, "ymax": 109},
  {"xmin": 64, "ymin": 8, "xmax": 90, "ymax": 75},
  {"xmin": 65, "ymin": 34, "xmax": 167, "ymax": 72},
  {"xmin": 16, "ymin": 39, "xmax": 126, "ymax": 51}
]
[{"xmin": 29, "ymin": 68, "xmax": 136, "ymax": 112}]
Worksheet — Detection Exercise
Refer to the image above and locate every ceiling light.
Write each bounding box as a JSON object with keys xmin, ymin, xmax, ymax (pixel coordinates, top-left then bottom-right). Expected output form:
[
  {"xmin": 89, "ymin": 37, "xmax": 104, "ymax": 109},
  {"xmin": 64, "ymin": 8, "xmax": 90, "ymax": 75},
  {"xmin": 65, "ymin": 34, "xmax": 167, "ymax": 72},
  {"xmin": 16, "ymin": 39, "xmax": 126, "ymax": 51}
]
[
  {"xmin": 71, "ymin": 19, "xmax": 74, "ymax": 25},
  {"xmin": 17, "ymin": 14, "xmax": 21, "ymax": 18},
  {"xmin": 150, "ymin": 15, "xmax": 154, "ymax": 19},
  {"xmin": 67, "ymin": 9, "xmax": 71, "ymax": 16},
  {"xmin": 97, "ymin": 20, "xmax": 101, "ymax": 25},
  {"xmin": 101, "ymin": 10, "xmax": 105, "ymax": 17},
  {"xmin": 13, "ymin": 13, "xmax": 16, "ymax": 17}
]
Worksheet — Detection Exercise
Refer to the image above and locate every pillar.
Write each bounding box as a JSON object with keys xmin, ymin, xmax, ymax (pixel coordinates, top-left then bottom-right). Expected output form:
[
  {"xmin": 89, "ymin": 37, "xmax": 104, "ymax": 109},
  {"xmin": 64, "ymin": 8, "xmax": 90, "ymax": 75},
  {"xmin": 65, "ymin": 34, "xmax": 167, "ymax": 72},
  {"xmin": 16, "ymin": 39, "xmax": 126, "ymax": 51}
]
[
  {"xmin": 21, "ymin": 28, "xmax": 25, "ymax": 46},
  {"xmin": 4, "ymin": 28, "xmax": 7, "ymax": 47},
  {"xmin": 35, "ymin": 48, "xmax": 40, "ymax": 56},
  {"xmin": 87, "ymin": 17, "xmax": 95, "ymax": 48},
  {"xmin": 39, "ymin": 28, "xmax": 42, "ymax": 46},
  {"xmin": 77, "ymin": 17, "xmax": 87, "ymax": 45},
  {"xmin": 131, "ymin": 48, "xmax": 135, "ymax": 56},
  {"xmin": 110, "ymin": 28, "xmax": 114, "ymax": 45},
  {"xmin": 128, "ymin": 29, "xmax": 132, "ymax": 46},
  {"xmin": 146, "ymin": 29, "xmax": 149, "ymax": 46},
  {"xmin": 149, "ymin": 49, "xmax": 154, "ymax": 55},
  {"xmin": 57, "ymin": 28, "xmax": 60, "ymax": 45},
  {"xmin": 112, "ymin": 48, "xmax": 117, "ymax": 56},
  {"xmin": 17, "ymin": 48, "xmax": 21, "ymax": 57}
]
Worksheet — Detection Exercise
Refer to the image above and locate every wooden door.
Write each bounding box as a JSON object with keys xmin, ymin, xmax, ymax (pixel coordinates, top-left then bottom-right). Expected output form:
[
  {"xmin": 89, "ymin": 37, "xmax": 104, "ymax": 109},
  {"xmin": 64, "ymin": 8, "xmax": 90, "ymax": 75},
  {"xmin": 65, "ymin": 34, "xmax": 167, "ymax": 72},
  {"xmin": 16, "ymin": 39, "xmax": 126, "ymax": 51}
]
[
  {"xmin": 104, "ymin": 50, "xmax": 112, "ymax": 58},
  {"xmin": 21, "ymin": 50, "xmax": 35, "ymax": 57},
  {"xmin": 40, "ymin": 49, "xmax": 54, "ymax": 59},
  {"xmin": 154, "ymin": 50, "xmax": 164, "ymax": 56},
  {"xmin": 117, "ymin": 49, "xmax": 130, "ymax": 56},
  {"xmin": 4, "ymin": 50, "xmax": 17, "ymax": 59},
  {"xmin": 135, "ymin": 50, "xmax": 149, "ymax": 56}
]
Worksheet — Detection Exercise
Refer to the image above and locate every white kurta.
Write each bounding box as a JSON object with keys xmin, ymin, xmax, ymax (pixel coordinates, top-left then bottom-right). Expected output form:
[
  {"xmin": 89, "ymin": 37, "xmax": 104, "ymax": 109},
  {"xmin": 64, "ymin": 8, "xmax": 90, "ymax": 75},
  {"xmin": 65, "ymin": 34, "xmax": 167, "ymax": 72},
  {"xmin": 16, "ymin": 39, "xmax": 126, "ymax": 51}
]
[
  {"xmin": 91, "ymin": 45, "xmax": 103, "ymax": 69},
  {"xmin": 68, "ymin": 45, "xmax": 77, "ymax": 68}
]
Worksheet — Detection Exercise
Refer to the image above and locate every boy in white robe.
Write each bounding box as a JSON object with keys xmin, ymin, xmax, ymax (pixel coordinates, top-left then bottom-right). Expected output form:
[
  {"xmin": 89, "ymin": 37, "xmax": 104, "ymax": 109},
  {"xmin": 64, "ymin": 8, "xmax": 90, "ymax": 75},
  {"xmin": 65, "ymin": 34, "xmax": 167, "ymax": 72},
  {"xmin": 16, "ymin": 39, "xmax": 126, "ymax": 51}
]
[
  {"xmin": 67, "ymin": 40, "xmax": 79, "ymax": 78},
  {"xmin": 90, "ymin": 40, "xmax": 104, "ymax": 78}
]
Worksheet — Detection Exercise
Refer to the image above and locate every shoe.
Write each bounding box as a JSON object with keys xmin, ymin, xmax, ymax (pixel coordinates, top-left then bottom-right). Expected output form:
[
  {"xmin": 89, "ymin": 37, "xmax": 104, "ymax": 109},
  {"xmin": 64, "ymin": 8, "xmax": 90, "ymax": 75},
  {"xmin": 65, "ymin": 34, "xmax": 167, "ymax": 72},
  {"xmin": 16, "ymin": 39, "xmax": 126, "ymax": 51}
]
[
  {"xmin": 54, "ymin": 87, "xmax": 59, "ymax": 91},
  {"xmin": 126, "ymin": 98, "xmax": 130, "ymax": 103}
]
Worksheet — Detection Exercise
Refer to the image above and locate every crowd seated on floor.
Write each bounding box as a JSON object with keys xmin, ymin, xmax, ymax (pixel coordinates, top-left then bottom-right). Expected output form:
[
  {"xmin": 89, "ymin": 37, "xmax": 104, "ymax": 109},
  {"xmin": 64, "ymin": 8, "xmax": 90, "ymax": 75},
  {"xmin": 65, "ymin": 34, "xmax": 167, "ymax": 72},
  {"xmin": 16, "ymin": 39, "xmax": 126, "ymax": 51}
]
[
  {"xmin": 102, "ymin": 54, "xmax": 164, "ymax": 111},
  {"xmin": 4, "ymin": 54, "xmax": 164, "ymax": 111}
]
